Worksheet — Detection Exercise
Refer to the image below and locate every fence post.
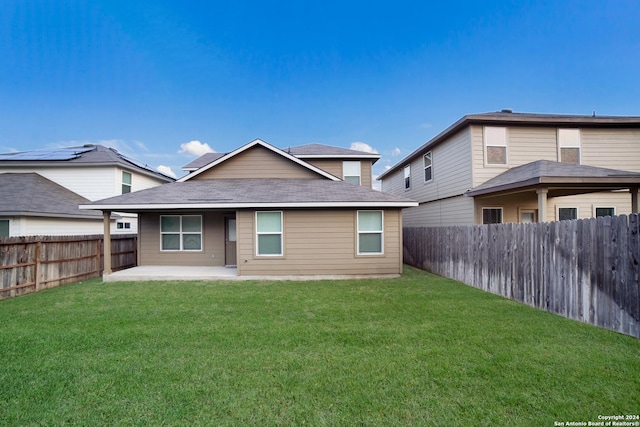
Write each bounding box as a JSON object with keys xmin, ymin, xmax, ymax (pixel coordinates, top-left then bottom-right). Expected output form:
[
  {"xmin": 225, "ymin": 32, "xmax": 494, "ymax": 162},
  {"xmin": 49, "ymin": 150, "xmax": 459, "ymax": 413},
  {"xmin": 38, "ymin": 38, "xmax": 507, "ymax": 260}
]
[{"xmin": 35, "ymin": 241, "xmax": 42, "ymax": 291}]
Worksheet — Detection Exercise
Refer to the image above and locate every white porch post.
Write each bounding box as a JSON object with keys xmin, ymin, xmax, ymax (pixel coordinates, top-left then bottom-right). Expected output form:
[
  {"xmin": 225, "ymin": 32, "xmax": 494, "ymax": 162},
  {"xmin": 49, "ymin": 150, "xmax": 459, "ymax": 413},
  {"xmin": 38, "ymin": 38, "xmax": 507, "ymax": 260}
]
[
  {"xmin": 103, "ymin": 211, "xmax": 112, "ymax": 276},
  {"xmin": 632, "ymin": 187, "xmax": 640, "ymax": 214},
  {"xmin": 536, "ymin": 188, "xmax": 548, "ymax": 222}
]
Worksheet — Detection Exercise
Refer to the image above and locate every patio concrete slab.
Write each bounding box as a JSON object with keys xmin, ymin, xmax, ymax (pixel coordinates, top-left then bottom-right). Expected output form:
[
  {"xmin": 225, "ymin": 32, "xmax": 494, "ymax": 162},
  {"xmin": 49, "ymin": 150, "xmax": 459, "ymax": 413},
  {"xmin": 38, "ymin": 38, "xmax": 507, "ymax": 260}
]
[{"xmin": 103, "ymin": 266, "xmax": 399, "ymax": 282}]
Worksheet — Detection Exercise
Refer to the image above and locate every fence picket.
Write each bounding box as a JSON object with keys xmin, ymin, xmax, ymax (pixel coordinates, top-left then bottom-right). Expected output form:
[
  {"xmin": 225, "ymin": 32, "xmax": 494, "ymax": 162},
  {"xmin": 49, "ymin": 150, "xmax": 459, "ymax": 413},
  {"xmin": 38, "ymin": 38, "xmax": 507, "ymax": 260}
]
[
  {"xmin": 1, "ymin": 234, "xmax": 137, "ymax": 300},
  {"xmin": 404, "ymin": 215, "xmax": 640, "ymax": 338}
]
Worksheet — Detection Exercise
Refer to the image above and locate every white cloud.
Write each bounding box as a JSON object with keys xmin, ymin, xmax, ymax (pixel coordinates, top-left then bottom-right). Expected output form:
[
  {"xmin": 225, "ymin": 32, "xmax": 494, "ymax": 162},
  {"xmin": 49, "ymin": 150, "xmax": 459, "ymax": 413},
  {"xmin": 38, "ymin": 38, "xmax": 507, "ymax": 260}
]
[
  {"xmin": 157, "ymin": 165, "xmax": 177, "ymax": 179},
  {"xmin": 179, "ymin": 140, "xmax": 215, "ymax": 156},
  {"xmin": 385, "ymin": 165, "xmax": 391, "ymax": 170},
  {"xmin": 350, "ymin": 142, "xmax": 378, "ymax": 154},
  {"xmin": 391, "ymin": 147, "xmax": 401, "ymax": 156},
  {"xmin": 419, "ymin": 123, "xmax": 432, "ymax": 129}
]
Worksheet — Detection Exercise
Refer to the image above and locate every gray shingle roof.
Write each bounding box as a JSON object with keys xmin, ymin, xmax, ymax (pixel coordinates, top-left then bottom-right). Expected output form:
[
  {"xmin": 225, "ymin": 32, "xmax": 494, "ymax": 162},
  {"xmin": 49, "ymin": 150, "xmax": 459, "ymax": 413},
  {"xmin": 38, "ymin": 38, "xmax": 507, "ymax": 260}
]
[
  {"xmin": 82, "ymin": 179, "xmax": 417, "ymax": 211},
  {"xmin": 466, "ymin": 160, "xmax": 640, "ymax": 197},
  {"xmin": 0, "ymin": 173, "xmax": 104, "ymax": 219},
  {"xmin": 0, "ymin": 145, "xmax": 174, "ymax": 182},
  {"xmin": 182, "ymin": 152, "xmax": 226, "ymax": 171},
  {"xmin": 182, "ymin": 143, "xmax": 380, "ymax": 172},
  {"xmin": 287, "ymin": 143, "xmax": 380, "ymax": 158}
]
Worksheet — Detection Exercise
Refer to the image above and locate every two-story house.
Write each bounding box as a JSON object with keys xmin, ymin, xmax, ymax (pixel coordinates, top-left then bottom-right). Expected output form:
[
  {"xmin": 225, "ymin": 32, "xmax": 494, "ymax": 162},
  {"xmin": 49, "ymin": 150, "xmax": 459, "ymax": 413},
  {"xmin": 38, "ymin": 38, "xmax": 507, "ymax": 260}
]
[
  {"xmin": 0, "ymin": 145, "xmax": 174, "ymax": 236},
  {"xmin": 81, "ymin": 139, "xmax": 417, "ymax": 279},
  {"xmin": 379, "ymin": 111, "xmax": 640, "ymax": 227}
]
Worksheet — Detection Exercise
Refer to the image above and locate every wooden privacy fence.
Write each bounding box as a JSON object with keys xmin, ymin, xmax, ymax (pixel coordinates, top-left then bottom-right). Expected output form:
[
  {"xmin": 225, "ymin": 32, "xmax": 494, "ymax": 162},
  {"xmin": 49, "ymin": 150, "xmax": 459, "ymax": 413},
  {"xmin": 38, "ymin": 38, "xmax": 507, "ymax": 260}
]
[
  {"xmin": 403, "ymin": 214, "xmax": 640, "ymax": 338},
  {"xmin": 0, "ymin": 234, "xmax": 137, "ymax": 300}
]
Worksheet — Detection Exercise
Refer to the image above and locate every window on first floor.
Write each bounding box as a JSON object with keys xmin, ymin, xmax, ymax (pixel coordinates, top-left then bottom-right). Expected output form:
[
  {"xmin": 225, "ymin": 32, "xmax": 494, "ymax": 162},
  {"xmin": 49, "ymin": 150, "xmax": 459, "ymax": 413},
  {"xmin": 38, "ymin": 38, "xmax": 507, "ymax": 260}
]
[
  {"xmin": 256, "ymin": 211, "xmax": 283, "ymax": 256},
  {"xmin": 595, "ymin": 207, "xmax": 615, "ymax": 218},
  {"xmin": 482, "ymin": 208, "xmax": 503, "ymax": 224},
  {"xmin": 423, "ymin": 152, "xmax": 433, "ymax": 182},
  {"xmin": 122, "ymin": 171, "xmax": 132, "ymax": 194},
  {"xmin": 558, "ymin": 207, "xmax": 578, "ymax": 221},
  {"xmin": 404, "ymin": 165, "xmax": 411, "ymax": 189},
  {"xmin": 357, "ymin": 210, "xmax": 383, "ymax": 255},
  {"xmin": 160, "ymin": 215, "xmax": 202, "ymax": 251},
  {"xmin": 0, "ymin": 219, "xmax": 9, "ymax": 237},
  {"xmin": 117, "ymin": 222, "xmax": 131, "ymax": 230}
]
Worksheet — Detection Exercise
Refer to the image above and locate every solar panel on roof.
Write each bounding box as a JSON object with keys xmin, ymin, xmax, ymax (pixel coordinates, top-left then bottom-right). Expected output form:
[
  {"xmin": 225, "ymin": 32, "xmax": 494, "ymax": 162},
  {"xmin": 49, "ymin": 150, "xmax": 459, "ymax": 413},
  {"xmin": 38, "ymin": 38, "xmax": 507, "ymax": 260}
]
[{"xmin": 0, "ymin": 146, "xmax": 95, "ymax": 161}]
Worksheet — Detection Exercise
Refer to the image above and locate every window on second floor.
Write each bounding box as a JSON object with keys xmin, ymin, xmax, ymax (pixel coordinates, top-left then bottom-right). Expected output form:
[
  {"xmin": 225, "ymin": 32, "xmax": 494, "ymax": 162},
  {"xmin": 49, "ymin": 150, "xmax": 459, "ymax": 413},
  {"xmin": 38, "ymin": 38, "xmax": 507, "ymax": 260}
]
[
  {"xmin": 484, "ymin": 127, "xmax": 507, "ymax": 165},
  {"xmin": 122, "ymin": 171, "xmax": 132, "ymax": 194},
  {"xmin": 404, "ymin": 165, "xmax": 411, "ymax": 189},
  {"xmin": 558, "ymin": 129, "xmax": 581, "ymax": 164},
  {"xmin": 343, "ymin": 161, "xmax": 361, "ymax": 185},
  {"xmin": 423, "ymin": 152, "xmax": 433, "ymax": 182}
]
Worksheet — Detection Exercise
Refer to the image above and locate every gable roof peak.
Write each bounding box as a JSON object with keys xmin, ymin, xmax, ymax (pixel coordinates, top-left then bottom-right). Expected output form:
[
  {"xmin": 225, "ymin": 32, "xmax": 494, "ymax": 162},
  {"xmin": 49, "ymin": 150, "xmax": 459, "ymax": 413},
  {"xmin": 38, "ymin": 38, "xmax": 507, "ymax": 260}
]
[{"xmin": 178, "ymin": 138, "xmax": 340, "ymax": 182}]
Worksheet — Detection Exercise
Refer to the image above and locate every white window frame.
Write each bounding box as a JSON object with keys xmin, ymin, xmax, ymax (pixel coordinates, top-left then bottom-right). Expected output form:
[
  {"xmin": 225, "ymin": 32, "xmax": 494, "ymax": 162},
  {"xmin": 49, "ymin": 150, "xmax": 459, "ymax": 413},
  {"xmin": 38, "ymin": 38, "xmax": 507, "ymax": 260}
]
[
  {"xmin": 117, "ymin": 221, "xmax": 132, "ymax": 230},
  {"xmin": 556, "ymin": 206, "xmax": 578, "ymax": 221},
  {"xmin": 557, "ymin": 128, "xmax": 581, "ymax": 164},
  {"xmin": 122, "ymin": 171, "xmax": 132, "ymax": 194},
  {"xmin": 484, "ymin": 127, "xmax": 508, "ymax": 166},
  {"xmin": 423, "ymin": 151, "xmax": 433, "ymax": 183},
  {"xmin": 404, "ymin": 165, "xmax": 411, "ymax": 190},
  {"xmin": 482, "ymin": 207, "xmax": 503, "ymax": 224},
  {"xmin": 160, "ymin": 215, "xmax": 203, "ymax": 252},
  {"xmin": 256, "ymin": 211, "xmax": 284, "ymax": 257},
  {"xmin": 0, "ymin": 218, "xmax": 10, "ymax": 237},
  {"xmin": 343, "ymin": 161, "xmax": 361, "ymax": 185},
  {"xmin": 594, "ymin": 206, "xmax": 616, "ymax": 218},
  {"xmin": 357, "ymin": 210, "xmax": 384, "ymax": 255}
]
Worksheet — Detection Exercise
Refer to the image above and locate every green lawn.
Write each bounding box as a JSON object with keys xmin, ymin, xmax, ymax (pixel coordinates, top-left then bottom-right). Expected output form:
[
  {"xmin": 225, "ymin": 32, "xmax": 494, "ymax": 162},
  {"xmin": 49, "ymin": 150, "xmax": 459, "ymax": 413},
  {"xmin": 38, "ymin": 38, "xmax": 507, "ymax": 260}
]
[{"xmin": 1, "ymin": 266, "xmax": 638, "ymax": 426}]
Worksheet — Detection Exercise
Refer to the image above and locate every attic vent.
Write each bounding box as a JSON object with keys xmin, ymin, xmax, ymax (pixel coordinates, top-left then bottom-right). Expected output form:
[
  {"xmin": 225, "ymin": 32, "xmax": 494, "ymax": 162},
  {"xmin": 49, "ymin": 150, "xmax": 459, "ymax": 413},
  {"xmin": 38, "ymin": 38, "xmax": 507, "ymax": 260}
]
[{"xmin": 501, "ymin": 109, "xmax": 513, "ymax": 113}]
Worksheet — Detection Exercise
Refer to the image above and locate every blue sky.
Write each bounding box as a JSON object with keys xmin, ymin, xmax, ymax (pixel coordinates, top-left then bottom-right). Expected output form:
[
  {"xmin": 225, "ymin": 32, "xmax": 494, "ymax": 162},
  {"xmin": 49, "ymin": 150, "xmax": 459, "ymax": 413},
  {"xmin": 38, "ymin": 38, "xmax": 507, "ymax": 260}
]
[{"xmin": 1, "ymin": 0, "xmax": 639, "ymax": 180}]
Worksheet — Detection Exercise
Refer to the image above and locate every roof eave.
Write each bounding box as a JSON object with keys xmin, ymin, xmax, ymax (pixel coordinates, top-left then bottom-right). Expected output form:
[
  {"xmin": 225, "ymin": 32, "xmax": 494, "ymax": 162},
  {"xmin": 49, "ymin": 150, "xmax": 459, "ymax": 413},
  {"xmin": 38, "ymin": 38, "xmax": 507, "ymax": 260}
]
[{"xmin": 80, "ymin": 201, "xmax": 419, "ymax": 211}]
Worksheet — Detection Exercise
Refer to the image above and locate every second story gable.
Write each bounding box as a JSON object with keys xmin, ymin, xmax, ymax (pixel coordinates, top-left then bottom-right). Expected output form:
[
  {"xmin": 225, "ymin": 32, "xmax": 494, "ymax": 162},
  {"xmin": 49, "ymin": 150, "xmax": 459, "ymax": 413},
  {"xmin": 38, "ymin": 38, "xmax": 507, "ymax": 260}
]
[{"xmin": 181, "ymin": 139, "xmax": 381, "ymax": 187}]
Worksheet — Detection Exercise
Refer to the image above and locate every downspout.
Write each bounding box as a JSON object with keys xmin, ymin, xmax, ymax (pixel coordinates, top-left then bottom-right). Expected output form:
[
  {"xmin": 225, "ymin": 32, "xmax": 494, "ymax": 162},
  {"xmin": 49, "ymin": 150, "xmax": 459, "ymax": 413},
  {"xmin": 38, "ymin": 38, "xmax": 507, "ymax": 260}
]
[{"xmin": 103, "ymin": 211, "xmax": 112, "ymax": 276}]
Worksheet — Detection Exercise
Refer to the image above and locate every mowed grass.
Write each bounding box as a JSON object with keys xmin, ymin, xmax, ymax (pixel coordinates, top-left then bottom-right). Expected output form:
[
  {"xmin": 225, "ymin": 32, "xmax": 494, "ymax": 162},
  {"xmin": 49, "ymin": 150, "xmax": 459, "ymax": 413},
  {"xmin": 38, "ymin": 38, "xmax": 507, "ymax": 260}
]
[{"xmin": 1, "ymin": 266, "xmax": 638, "ymax": 426}]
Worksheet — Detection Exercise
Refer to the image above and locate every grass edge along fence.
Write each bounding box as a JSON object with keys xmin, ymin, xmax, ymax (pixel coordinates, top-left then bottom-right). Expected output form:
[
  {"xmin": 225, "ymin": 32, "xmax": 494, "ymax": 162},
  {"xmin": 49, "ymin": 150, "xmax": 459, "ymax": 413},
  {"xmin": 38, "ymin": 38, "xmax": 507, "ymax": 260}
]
[
  {"xmin": 0, "ymin": 234, "xmax": 137, "ymax": 300},
  {"xmin": 403, "ymin": 214, "xmax": 640, "ymax": 338}
]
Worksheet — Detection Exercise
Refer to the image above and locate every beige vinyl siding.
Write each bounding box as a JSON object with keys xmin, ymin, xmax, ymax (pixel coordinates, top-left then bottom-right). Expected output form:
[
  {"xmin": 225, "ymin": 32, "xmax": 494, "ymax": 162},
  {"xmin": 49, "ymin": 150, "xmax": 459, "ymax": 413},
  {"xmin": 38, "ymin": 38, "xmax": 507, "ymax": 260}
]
[
  {"xmin": 550, "ymin": 191, "xmax": 633, "ymax": 219},
  {"xmin": 305, "ymin": 159, "xmax": 374, "ymax": 187},
  {"xmin": 473, "ymin": 191, "xmax": 633, "ymax": 224},
  {"xmin": 304, "ymin": 159, "xmax": 342, "ymax": 179},
  {"xmin": 193, "ymin": 146, "xmax": 321, "ymax": 180},
  {"xmin": 236, "ymin": 209, "xmax": 402, "ymax": 276},
  {"xmin": 138, "ymin": 211, "xmax": 227, "ymax": 266},
  {"xmin": 581, "ymin": 129, "xmax": 640, "ymax": 172},
  {"xmin": 471, "ymin": 125, "xmax": 558, "ymax": 187},
  {"xmin": 402, "ymin": 196, "xmax": 474, "ymax": 227}
]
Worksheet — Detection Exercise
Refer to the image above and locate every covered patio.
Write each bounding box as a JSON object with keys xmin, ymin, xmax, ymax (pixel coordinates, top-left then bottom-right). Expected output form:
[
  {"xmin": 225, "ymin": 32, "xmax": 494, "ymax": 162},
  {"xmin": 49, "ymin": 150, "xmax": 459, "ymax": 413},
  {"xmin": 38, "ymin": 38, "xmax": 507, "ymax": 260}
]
[{"xmin": 466, "ymin": 160, "xmax": 640, "ymax": 222}]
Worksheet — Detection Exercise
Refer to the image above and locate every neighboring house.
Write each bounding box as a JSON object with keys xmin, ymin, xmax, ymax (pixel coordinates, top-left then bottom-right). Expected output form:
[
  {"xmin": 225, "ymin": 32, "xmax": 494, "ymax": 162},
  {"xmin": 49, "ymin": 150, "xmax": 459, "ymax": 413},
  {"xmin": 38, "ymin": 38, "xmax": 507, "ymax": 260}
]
[
  {"xmin": 0, "ymin": 173, "xmax": 116, "ymax": 237},
  {"xmin": 0, "ymin": 145, "xmax": 174, "ymax": 235},
  {"xmin": 81, "ymin": 139, "xmax": 417, "ymax": 277},
  {"xmin": 378, "ymin": 110, "xmax": 640, "ymax": 226},
  {"xmin": 182, "ymin": 142, "xmax": 380, "ymax": 188}
]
